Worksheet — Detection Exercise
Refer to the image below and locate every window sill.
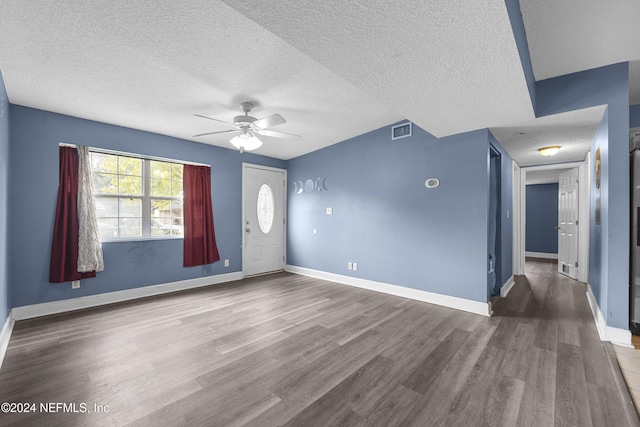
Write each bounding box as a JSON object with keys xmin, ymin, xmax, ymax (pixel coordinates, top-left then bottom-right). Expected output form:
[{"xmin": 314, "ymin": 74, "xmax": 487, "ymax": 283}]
[{"xmin": 101, "ymin": 236, "xmax": 184, "ymax": 243}]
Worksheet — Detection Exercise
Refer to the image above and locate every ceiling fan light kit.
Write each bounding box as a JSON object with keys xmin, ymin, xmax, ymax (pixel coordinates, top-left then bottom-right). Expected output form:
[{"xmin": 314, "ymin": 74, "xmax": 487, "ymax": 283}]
[
  {"xmin": 194, "ymin": 101, "xmax": 300, "ymax": 152},
  {"xmin": 230, "ymin": 131, "xmax": 263, "ymax": 153}
]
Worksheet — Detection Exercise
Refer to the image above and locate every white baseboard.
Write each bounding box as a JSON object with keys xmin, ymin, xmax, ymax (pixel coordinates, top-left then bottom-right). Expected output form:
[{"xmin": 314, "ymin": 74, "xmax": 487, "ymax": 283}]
[
  {"xmin": 12, "ymin": 272, "xmax": 243, "ymax": 321},
  {"xmin": 501, "ymin": 275, "xmax": 515, "ymax": 298},
  {"xmin": 0, "ymin": 313, "xmax": 15, "ymax": 370},
  {"xmin": 285, "ymin": 265, "xmax": 490, "ymax": 317},
  {"xmin": 525, "ymin": 251, "xmax": 558, "ymax": 260},
  {"xmin": 586, "ymin": 283, "xmax": 633, "ymax": 347}
]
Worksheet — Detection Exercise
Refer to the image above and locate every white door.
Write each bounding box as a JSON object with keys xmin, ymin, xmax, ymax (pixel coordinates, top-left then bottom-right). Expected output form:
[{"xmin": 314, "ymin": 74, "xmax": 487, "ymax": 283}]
[
  {"xmin": 558, "ymin": 168, "xmax": 579, "ymax": 279},
  {"xmin": 243, "ymin": 164, "xmax": 286, "ymax": 277}
]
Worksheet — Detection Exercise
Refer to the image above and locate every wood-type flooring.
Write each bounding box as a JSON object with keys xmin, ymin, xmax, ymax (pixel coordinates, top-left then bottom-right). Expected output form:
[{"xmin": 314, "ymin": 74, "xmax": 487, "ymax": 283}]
[{"xmin": 0, "ymin": 258, "xmax": 637, "ymax": 426}]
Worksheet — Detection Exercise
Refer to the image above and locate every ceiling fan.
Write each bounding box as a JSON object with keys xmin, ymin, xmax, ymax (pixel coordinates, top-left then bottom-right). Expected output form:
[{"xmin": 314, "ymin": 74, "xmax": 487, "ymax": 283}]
[{"xmin": 193, "ymin": 102, "xmax": 299, "ymax": 152}]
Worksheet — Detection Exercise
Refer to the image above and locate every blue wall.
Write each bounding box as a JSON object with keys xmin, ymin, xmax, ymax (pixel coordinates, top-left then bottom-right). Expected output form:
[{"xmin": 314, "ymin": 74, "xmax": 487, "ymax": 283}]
[
  {"xmin": 525, "ymin": 184, "xmax": 558, "ymax": 254},
  {"xmin": 631, "ymin": 104, "xmax": 640, "ymax": 128},
  {"xmin": 0, "ymin": 71, "xmax": 9, "ymax": 327},
  {"xmin": 9, "ymin": 106, "xmax": 285, "ymax": 307},
  {"xmin": 287, "ymin": 123, "xmax": 512, "ymax": 303},
  {"xmin": 9, "ymin": 107, "xmax": 514, "ymax": 310},
  {"xmin": 536, "ymin": 63, "xmax": 629, "ymax": 329}
]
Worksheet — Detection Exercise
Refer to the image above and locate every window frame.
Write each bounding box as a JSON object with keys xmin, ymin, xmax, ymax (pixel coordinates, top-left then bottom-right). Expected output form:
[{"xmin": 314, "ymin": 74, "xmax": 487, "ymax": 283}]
[{"xmin": 90, "ymin": 148, "xmax": 185, "ymax": 242}]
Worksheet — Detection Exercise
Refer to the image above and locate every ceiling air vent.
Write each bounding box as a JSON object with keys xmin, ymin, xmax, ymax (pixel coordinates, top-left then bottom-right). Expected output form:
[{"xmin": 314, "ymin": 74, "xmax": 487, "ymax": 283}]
[{"xmin": 391, "ymin": 122, "xmax": 412, "ymax": 140}]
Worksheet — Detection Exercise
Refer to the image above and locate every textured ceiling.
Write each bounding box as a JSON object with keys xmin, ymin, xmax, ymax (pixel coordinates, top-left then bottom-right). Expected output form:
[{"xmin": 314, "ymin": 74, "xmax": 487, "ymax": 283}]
[
  {"xmin": 0, "ymin": 0, "xmax": 403, "ymax": 160},
  {"xmin": 491, "ymin": 106, "xmax": 606, "ymax": 167},
  {"xmin": 220, "ymin": 0, "xmax": 535, "ymax": 137},
  {"xmin": 0, "ymin": 1, "xmax": 637, "ymax": 162},
  {"xmin": 521, "ymin": 0, "xmax": 640, "ymax": 103}
]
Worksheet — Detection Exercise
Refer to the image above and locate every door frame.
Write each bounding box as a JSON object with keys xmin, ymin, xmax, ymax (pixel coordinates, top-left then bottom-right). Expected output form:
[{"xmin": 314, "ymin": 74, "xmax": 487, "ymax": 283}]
[
  {"xmin": 488, "ymin": 145, "xmax": 502, "ymax": 296},
  {"xmin": 514, "ymin": 158, "xmax": 590, "ymax": 283},
  {"xmin": 512, "ymin": 161, "xmax": 523, "ymax": 276},
  {"xmin": 241, "ymin": 163, "xmax": 287, "ymax": 278}
]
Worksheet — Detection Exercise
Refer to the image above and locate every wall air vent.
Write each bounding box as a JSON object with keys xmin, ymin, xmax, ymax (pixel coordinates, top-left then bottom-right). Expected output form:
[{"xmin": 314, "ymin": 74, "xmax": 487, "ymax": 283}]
[{"xmin": 391, "ymin": 122, "xmax": 412, "ymax": 140}]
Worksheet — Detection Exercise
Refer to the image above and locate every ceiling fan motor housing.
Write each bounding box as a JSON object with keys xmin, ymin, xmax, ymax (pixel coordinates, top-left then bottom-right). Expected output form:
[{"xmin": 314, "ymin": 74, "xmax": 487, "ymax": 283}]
[{"xmin": 233, "ymin": 115, "xmax": 259, "ymax": 131}]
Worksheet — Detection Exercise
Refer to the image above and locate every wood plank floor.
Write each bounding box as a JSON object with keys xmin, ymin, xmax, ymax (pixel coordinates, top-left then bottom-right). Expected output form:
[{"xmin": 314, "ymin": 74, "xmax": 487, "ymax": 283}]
[{"xmin": 0, "ymin": 259, "xmax": 638, "ymax": 426}]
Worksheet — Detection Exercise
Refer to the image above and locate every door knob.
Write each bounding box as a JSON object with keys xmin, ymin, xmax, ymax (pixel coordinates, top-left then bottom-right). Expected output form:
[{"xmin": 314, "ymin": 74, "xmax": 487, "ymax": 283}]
[{"xmin": 245, "ymin": 228, "xmax": 251, "ymax": 233}]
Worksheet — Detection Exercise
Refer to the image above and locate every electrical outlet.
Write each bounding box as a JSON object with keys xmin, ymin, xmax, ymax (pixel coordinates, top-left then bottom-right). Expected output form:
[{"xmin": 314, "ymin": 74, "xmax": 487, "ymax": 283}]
[
  {"xmin": 72, "ymin": 280, "xmax": 80, "ymax": 289},
  {"xmin": 224, "ymin": 259, "xmax": 229, "ymax": 267},
  {"xmin": 348, "ymin": 262, "xmax": 353, "ymax": 270},
  {"xmin": 353, "ymin": 262, "xmax": 358, "ymax": 271}
]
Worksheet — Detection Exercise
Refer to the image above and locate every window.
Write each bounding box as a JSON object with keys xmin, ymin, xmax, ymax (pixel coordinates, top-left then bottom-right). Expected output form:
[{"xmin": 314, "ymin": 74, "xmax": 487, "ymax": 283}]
[
  {"xmin": 257, "ymin": 183, "xmax": 274, "ymax": 234},
  {"xmin": 90, "ymin": 151, "xmax": 183, "ymax": 240}
]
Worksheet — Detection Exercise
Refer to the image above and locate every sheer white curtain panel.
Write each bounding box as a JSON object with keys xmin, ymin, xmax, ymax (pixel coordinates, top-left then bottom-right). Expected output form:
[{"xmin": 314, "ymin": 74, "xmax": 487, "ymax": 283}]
[{"xmin": 77, "ymin": 146, "xmax": 104, "ymax": 272}]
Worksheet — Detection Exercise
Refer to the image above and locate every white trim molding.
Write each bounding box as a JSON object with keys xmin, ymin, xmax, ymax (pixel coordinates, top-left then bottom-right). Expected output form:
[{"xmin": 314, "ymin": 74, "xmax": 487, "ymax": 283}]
[
  {"xmin": 500, "ymin": 275, "xmax": 515, "ymax": 298},
  {"xmin": 525, "ymin": 251, "xmax": 558, "ymax": 260},
  {"xmin": 12, "ymin": 272, "xmax": 243, "ymax": 321},
  {"xmin": 285, "ymin": 265, "xmax": 491, "ymax": 317},
  {"xmin": 0, "ymin": 313, "xmax": 15, "ymax": 370},
  {"xmin": 586, "ymin": 284, "xmax": 633, "ymax": 347},
  {"xmin": 512, "ymin": 161, "xmax": 523, "ymax": 276}
]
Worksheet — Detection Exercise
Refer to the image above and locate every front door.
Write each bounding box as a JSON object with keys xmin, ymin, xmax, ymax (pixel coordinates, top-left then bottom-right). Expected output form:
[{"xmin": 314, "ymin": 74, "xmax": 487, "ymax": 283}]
[
  {"xmin": 243, "ymin": 164, "xmax": 286, "ymax": 277},
  {"xmin": 558, "ymin": 168, "xmax": 579, "ymax": 279}
]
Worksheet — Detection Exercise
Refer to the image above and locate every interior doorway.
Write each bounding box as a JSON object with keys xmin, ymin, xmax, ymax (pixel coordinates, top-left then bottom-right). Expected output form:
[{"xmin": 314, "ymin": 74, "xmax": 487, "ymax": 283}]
[
  {"xmin": 488, "ymin": 146, "xmax": 502, "ymax": 296},
  {"xmin": 513, "ymin": 157, "xmax": 590, "ymax": 283}
]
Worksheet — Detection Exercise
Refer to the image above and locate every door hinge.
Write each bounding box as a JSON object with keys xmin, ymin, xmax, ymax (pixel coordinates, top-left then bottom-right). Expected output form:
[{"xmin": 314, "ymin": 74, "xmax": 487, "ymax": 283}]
[
  {"xmin": 575, "ymin": 262, "xmax": 579, "ymax": 268},
  {"xmin": 576, "ymin": 220, "xmax": 579, "ymax": 225}
]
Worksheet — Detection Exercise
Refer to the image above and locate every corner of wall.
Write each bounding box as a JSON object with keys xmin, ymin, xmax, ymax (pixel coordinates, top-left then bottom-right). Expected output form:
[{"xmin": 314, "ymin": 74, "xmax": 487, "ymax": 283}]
[{"xmin": 0, "ymin": 68, "xmax": 11, "ymax": 330}]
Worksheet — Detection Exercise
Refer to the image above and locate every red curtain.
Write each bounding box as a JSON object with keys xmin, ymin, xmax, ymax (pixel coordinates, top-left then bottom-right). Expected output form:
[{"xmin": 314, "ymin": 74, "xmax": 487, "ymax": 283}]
[
  {"xmin": 183, "ymin": 165, "xmax": 220, "ymax": 267},
  {"xmin": 49, "ymin": 147, "xmax": 96, "ymax": 283}
]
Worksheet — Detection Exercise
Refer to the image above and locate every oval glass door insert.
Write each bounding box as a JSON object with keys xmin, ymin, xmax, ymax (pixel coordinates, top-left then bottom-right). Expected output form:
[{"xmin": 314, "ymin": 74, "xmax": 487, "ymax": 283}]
[{"xmin": 257, "ymin": 183, "xmax": 274, "ymax": 234}]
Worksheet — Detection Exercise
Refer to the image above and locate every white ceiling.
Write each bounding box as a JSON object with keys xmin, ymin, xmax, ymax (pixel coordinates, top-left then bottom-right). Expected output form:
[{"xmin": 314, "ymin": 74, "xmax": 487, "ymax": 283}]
[
  {"xmin": 497, "ymin": 0, "xmax": 640, "ymax": 165},
  {"xmin": 0, "ymin": 1, "xmax": 638, "ymax": 162},
  {"xmin": 491, "ymin": 106, "xmax": 606, "ymax": 167},
  {"xmin": 520, "ymin": 0, "xmax": 640, "ymax": 84},
  {"xmin": 219, "ymin": 0, "xmax": 534, "ymax": 138}
]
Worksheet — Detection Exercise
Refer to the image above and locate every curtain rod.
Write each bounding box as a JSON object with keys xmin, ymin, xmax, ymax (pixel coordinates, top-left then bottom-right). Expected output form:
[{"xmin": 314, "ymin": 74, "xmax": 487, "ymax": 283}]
[{"xmin": 58, "ymin": 143, "xmax": 210, "ymax": 167}]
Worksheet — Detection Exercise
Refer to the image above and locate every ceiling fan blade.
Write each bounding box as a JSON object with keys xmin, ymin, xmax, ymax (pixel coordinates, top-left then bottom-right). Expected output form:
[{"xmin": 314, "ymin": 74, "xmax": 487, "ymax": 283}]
[
  {"xmin": 253, "ymin": 113, "xmax": 286, "ymax": 130},
  {"xmin": 194, "ymin": 114, "xmax": 235, "ymax": 127},
  {"xmin": 256, "ymin": 129, "xmax": 300, "ymax": 140},
  {"xmin": 193, "ymin": 129, "xmax": 239, "ymax": 137}
]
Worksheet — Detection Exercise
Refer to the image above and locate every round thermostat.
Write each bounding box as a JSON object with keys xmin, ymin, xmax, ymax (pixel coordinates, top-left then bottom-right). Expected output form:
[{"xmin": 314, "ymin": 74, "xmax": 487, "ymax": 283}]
[{"xmin": 425, "ymin": 178, "xmax": 440, "ymax": 189}]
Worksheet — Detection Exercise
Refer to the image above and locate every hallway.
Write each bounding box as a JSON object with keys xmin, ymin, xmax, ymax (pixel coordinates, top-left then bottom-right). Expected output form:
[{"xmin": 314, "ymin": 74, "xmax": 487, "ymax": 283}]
[{"xmin": 492, "ymin": 258, "xmax": 639, "ymax": 426}]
